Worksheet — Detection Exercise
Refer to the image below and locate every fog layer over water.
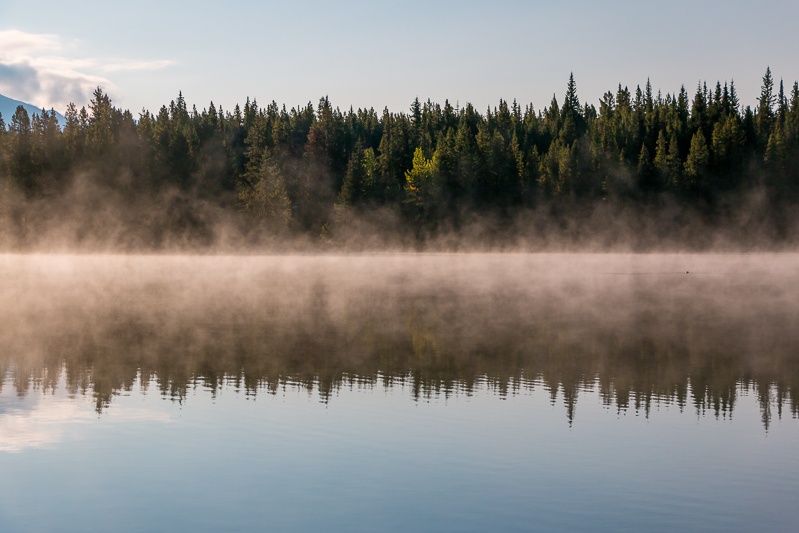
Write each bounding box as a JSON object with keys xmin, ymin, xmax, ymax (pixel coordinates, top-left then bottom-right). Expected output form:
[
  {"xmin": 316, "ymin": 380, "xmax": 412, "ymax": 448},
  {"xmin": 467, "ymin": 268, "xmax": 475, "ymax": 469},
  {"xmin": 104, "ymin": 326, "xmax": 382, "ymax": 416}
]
[
  {"xmin": 3, "ymin": 253, "xmax": 799, "ymax": 532},
  {"xmin": 2, "ymin": 253, "xmax": 798, "ymax": 425}
]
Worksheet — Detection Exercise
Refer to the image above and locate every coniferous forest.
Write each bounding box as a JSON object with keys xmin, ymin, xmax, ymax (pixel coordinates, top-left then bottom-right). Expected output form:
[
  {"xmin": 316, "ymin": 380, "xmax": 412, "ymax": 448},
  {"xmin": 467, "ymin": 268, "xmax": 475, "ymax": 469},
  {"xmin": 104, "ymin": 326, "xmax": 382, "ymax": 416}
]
[{"xmin": 1, "ymin": 68, "xmax": 799, "ymax": 251}]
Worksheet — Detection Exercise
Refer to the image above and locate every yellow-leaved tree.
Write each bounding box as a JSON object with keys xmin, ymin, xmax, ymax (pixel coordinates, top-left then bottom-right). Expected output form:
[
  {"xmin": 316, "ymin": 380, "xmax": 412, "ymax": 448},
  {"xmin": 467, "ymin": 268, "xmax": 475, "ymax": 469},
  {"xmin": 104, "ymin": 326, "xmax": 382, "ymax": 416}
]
[{"xmin": 404, "ymin": 148, "xmax": 441, "ymax": 219}]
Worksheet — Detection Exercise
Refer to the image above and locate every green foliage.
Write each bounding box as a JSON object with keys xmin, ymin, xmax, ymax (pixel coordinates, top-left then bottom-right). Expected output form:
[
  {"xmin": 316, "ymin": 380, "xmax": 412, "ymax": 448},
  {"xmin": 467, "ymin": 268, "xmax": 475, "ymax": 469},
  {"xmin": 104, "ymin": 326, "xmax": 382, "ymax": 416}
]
[
  {"xmin": 765, "ymin": 123, "xmax": 787, "ymax": 167},
  {"xmin": 8, "ymin": 106, "xmax": 37, "ymax": 196},
  {"xmin": 711, "ymin": 114, "xmax": 745, "ymax": 188},
  {"xmin": 1, "ymin": 70, "xmax": 799, "ymax": 243},
  {"xmin": 637, "ymin": 145, "xmax": 654, "ymax": 193},
  {"xmin": 404, "ymin": 147, "xmax": 441, "ymax": 219},
  {"xmin": 239, "ymin": 150, "xmax": 291, "ymax": 230},
  {"xmin": 758, "ymin": 67, "xmax": 776, "ymax": 143},
  {"xmin": 538, "ymin": 140, "xmax": 575, "ymax": 197},
  {"xmin": 338, "ymin": 143, "xmax": 377, "ymax": 208},
  {"xmin": 684, "ymin": 131, "xmax": 709, "ymax": 190}
]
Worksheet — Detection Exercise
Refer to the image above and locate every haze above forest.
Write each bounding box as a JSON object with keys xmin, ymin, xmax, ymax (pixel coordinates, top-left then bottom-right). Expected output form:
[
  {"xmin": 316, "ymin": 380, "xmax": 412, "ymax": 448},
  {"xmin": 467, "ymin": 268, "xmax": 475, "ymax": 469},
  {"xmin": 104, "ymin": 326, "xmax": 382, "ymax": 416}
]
[{"xmin": 0, "ymin": 69, "xmax": 798, "ymax": 252}]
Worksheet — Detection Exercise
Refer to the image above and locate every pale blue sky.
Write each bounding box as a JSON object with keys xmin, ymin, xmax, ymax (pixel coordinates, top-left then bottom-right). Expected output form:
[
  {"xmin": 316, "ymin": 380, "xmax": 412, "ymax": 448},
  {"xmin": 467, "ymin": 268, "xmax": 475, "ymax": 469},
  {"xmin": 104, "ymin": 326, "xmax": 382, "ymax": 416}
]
[{"xmin": 0, "ymin": 0, "xmax": 797, "ymax": 116}]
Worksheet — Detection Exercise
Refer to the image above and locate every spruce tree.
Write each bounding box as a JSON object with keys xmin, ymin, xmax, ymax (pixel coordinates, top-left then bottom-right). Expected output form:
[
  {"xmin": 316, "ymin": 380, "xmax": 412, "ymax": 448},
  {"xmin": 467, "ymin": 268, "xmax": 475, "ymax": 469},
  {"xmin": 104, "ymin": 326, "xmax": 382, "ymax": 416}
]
[
  {"xmin": 654, "ymin": 130, "xmax": 669, "ymax": 184},
  {"xmin": 565, "ymin": 73, "xmax": 580, "ymax": 114},
  {"xmin": 637, "ymin": 145, "xmax": 654, "ymax": 193},
  {"xmin": 684, "ymin": 131, "xmax": 709, "ymax": 190},
  {"xmin": 777, "ymin": 79, "xmax": 788, "ymax": 124},
  {"xmin": 338, "ymin": 142, "xmax": 367, "ymax": 208},
  {"xmin": 645, "ymin": 78, "xmax": 654, "ymax": 113},
  {"xmin": 757, "ymin": 67, "xmax": 775, "ymax": 142},
  {"xmin": 721, "ymin": 82, "xmax": 730, "ymax": 116},
  {"xmin": 9, "ymin": 106, "xmax": 36, "ymax": 196},
  {"xmin": 665, "ymin": 133, "xmax": 682, "ymax": 191},
  {"xmin": 729, "ymin": 80, "xmax": 739, "ymax": 115},
  {"xmin": 788, "ymin": 82, "xmax": 799, "ymax": 145},
  {"xmin": 690, "ymin": 82, "xmax": 707, "ymax": 136},
  {"xmin": 240, "ymin": 151, "xmax": 291, "ymax": 230}
]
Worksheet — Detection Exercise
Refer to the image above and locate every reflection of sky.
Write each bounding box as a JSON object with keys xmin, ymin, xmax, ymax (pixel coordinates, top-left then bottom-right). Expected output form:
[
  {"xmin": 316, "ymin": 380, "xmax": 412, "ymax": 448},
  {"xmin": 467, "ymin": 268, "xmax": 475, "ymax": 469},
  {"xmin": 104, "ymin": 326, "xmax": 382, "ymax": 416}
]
[
  {"xmin": 0, "ymin": 390, "xmax": 41, "ymax": 416},
  {"xmin": 0, "ymin": 398, "xmax": 93, "ymax": 452},
  {"xmin": 0, "ymin": 379, "xmax": 171, "ymax": 453},
  {"xmin": 1, "ymin": 377, "xmax": 798, "ymax": 533}
]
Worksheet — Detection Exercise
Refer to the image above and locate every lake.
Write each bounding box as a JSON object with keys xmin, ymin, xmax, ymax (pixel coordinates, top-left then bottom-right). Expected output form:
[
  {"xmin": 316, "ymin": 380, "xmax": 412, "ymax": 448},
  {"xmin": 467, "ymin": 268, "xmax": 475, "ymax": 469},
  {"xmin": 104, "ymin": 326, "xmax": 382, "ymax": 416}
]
[{"xmin": 1, "ymin": 253, "xmax": 798, "ymax": 532}]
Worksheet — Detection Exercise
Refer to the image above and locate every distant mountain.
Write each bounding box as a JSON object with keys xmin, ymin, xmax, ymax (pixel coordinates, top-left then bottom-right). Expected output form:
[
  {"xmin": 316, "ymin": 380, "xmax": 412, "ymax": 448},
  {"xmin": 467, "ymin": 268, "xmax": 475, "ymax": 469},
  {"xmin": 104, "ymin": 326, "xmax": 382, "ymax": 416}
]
[{"xmin": 0, "ymin": 93, "xmax": 66, "ymax": 129}]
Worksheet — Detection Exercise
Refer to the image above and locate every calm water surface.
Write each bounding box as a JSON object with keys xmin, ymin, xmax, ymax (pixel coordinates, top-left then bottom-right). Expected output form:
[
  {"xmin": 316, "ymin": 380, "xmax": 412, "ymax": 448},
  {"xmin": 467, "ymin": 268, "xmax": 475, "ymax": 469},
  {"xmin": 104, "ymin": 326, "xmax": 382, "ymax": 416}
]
[{"xmin": 1, "ymin": 253, "xmax": 798, "ymax": 532}]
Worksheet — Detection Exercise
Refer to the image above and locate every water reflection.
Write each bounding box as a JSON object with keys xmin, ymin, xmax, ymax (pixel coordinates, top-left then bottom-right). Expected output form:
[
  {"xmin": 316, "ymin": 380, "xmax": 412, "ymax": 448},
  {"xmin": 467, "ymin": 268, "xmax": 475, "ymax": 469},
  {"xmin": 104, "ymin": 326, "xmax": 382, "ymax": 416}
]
[
  {"xmin": 2, "ymin": 253, "xmax": 798, "ymax": 428},
  {"xmin": 0, "ymin": 395, "xmax": 92, "ymax": 452},
  {"xmin": 0, "ymin": 388, "xmax": 171, "ymax": 452}
]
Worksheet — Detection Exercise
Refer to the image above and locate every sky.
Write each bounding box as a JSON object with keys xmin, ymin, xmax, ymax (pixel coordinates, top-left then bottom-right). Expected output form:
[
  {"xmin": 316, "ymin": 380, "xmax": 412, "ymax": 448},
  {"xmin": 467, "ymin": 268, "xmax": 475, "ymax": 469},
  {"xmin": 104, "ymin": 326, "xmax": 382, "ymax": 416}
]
[{"xmin": 0, "ymin": 0, "xmax": 797, "ymax": 117}]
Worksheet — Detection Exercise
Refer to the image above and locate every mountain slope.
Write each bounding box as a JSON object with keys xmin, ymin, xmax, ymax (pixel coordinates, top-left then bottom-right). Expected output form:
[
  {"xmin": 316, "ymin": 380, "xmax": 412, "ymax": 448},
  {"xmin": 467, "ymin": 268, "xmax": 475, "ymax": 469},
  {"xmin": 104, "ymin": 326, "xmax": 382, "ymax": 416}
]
[{"xmin": 0, "ymin": 93, "xmax": 66, "ymax": 129}]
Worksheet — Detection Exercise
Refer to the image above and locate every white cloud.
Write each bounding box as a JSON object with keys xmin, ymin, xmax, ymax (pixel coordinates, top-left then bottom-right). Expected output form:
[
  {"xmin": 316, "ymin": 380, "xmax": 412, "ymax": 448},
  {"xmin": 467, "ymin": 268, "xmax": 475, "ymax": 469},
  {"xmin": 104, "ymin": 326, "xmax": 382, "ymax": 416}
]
[
  {"xmin": 0, "ymin": 57, "xmax": 115, "ymax": 112},
  {"xmin": 0, "ymin": 30, "xmax": 174, "ymax": 112},
  {"xmin": 0, "ymin": 29, "xmax": 60, "ymax": 54}
]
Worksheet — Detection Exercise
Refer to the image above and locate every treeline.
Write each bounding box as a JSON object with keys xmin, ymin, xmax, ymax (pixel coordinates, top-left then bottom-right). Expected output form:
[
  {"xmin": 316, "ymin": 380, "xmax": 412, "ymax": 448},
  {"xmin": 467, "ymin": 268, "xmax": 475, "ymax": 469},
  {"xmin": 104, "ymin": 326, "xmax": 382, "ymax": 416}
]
[
  {"xmin": 5, "ymin": 323, "xmax": 795, "ymax": 429},
  {"xmin": 1, "ymin": 68, "xmax": 798, "ymax": 245}
]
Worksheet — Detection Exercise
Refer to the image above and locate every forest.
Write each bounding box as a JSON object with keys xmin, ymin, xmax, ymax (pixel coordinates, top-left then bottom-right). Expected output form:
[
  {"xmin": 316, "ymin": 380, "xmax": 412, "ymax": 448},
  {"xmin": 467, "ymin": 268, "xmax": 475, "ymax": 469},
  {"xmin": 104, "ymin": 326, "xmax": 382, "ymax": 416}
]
[{"xmin": 0, "ymin": 68, "xmax": 798, "ymax": 250}]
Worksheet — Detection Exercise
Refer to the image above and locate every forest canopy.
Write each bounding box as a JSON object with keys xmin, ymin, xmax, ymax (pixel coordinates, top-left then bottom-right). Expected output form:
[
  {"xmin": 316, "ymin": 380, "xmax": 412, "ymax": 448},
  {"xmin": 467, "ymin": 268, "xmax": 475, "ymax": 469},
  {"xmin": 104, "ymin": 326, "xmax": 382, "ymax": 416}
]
[{"xmin": 0, "ymin": 68, "xmax": 798, "ymax": 251}]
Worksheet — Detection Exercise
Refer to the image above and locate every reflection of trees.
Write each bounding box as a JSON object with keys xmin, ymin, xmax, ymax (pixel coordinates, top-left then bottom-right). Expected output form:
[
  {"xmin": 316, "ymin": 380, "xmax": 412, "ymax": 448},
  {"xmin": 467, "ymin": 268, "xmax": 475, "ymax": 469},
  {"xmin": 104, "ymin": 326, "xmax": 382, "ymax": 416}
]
[{"xmin": 1, "ymin": 257, "xmax": 798, "ymax": 428}]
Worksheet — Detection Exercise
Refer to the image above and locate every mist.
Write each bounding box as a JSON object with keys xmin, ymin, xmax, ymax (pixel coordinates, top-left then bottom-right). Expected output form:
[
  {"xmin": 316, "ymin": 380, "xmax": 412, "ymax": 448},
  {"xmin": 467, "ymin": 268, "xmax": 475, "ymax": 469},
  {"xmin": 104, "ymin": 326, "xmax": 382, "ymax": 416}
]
[
  {"xmin": 2, "ymin": 80, "xmax": 799, "ymax": 425},
  {"xmin": 2, "ymin": 252, "xmax": 797, "ymax": 429},
  {"xmin": 1, "ymin": 163, "xmax": 798, "ymax": 254},
  {"xmin": 1, "ymin": 70, "xmax": 798, "ymax": 254}
]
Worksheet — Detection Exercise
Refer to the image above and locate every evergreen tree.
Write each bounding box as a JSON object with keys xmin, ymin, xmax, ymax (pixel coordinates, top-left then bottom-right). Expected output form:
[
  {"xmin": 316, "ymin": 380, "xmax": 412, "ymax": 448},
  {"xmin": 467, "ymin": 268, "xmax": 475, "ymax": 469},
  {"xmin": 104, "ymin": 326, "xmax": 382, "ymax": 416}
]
[
  {"xmin": 777, "ymin": 79, "xmax": 788, "ymax": 124},
  {"xmin": 721, "ymin": 82, "xmax": 731, "ymax": 116},
  {"xmin": 765, "ymin": 123, "xmax": 787, "ymax": 167},
  {"xmin": 8, "ymin": 106, "xmax": 36, "ymax": 196},
  {"xmin": 711, "ymin": 114, "xmax": 744, "ymax": 180},
  {"xmin": 240, "ymin": 150, "xmax": 291, "ymax": 230},
  {"xmin": 684, "ymin": 131, "xmax": 709, "ymax": 190},
  {"xmin": 690, "ymin": 82, "xmax": 708, "ymax": 137},
  {"xmin": 538, "ymin": 140, "xmax": 574, "ymax": 197},
  {"xmin": 729, "ymin": 80, "xmax": 740, "ymax": 115},
  {"xmin": 63, "ymin": 103, "xmax": 84, "ymax": 162},
  {"xmin": 665, "ymin": 132, "xmax": 682, "ymax": 191},
  {"xmin": 637, "ymin": 145, "xmax": 655, "ymax": 194},
  {"xmin": 788, "ymin": 82, "xmax": 799, "ymax": 145},
  {"xmin": 757, "ymin": 67, "xmax": 775, "ymax": 143},
  {"xmin": 561, "ymin": 73, "xmax": 583, "ymax": 143},
  {"xmin": 523, "ymin": 145, "xmax": 540, "ymax": 205},
  {"xmin": 338, "ymin": 141, "xmax": 372, "ymax": 208},
  {"xmin": 87, "ymin": 87, "xmax": 116, "ymax": 156},
  {"xmin": 653, "ymin": 130, "xmax": 669, "ymax": 189}
]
